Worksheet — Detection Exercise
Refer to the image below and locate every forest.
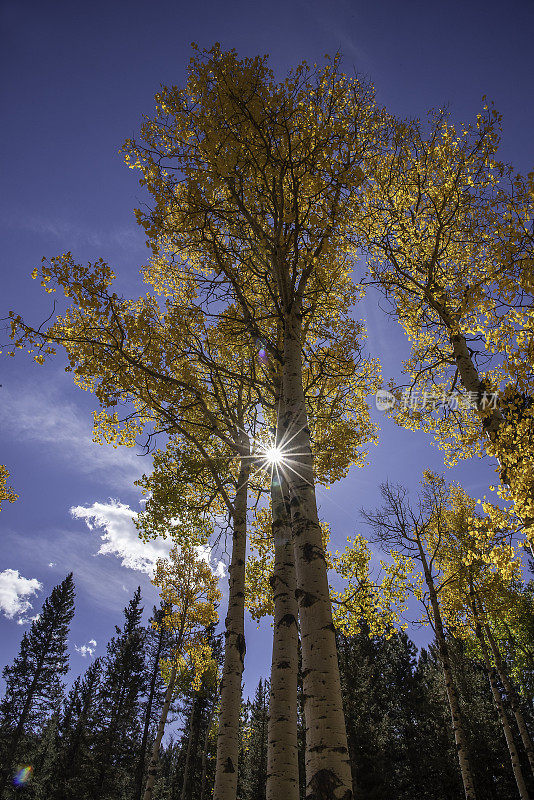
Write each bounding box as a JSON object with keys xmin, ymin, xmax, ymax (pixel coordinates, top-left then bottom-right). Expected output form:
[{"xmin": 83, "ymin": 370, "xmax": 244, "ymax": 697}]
[{"xmin": 1, "ymin": 43, "xmax": 534, "ymax": 800}]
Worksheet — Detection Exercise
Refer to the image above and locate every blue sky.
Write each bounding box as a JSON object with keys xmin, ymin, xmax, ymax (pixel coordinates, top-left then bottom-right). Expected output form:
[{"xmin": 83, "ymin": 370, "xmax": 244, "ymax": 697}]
[{"xmin": 1, "ymin": 0, "xmax": 533, "ymax": 703}]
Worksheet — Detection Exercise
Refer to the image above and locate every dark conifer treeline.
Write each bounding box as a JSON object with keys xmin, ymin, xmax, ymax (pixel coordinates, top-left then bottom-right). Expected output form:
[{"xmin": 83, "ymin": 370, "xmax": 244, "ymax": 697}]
[{"xmin": 1, "ymin": 577, "xmax": 533, "ymax": 799}]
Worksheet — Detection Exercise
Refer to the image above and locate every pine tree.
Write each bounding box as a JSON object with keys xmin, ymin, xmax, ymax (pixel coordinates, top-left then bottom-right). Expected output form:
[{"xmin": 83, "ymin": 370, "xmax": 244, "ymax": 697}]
[
  {"xmin": 0, "ymin": 573, "xmax": 75, "ymax": 791},
  {"xmin": 56, "ymin": 658, "xmax": 102, "ymax": 799},
  {"xmin": 135, "ymin": 606, "xmax": 174, "ymax": 800},
  {"xmin": 240, "ymin": 680, "xmax": 269, "ymax": 800},
  {"xmin": 91, "ymin": 587, "xmax": 146, "ymax": 800}
]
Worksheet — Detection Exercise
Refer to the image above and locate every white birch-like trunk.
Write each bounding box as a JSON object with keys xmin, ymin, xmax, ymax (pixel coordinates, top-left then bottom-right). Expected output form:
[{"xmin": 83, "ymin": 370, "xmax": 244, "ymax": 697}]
[
  {"xmin": 485, "ymin": 622, "xmax": 534, "ymax": 776},
  {"xmin": 213, "ymin": 461, "xmax": 250, "ymax": 800},
  {"xmin": 473, "ymin": 614, "xmax": 531, "ymax": 800},
  {"xmin": 143, "ymin": 666, "xmax": 177, "ymax": 800},
  {"xmin": 417, "ymin": 542, "xmax": 477, "ymax": 800},
  {"xmin": 282, "ymin": 310, "xmax": 353, "ymax": 800},
  {"xmin": 267, "ymin": 471, "xmax": 299, "ymax": 800}
]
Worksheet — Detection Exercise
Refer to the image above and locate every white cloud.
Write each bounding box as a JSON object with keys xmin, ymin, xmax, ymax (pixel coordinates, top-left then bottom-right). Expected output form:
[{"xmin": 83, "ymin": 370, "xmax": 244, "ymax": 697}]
[
  {"xmin": 75, "ymin": 638, "xmax": 97, "ymax": 658},
  {"xmin": 48, "ymin": 562, "xmax": 56, "ymax": 568},
  {"xmin": 196, "ymin": 543, "xmax": 227, "ymax": 579},
  {"xmin": 0, "ymin": 384, "xmax": 144, "ymax": 490},
  {"xmin": 71, "ymin": 499, "xmax": 171, "ymax": 573},
  {"xmin": 0, "ymin": 569, "xmax": 42, "ymax": 620},
  {"xmin": 71, "ymin": 499, "xmax": 227, "ymax": 580},
  {"xmin": 17, "ymin": 614, "xmax": 40, "ymax": 626}
]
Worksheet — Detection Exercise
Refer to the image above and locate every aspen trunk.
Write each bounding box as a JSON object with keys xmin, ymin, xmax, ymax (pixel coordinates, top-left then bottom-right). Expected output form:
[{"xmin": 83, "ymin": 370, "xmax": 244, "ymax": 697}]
[
  {"xmin": 213, "ymin": 461, "xmax": 250, "ymax": 800},
  {"xmin": 417, "ymin": 542, "xmax": 477, "ymax": 800},
  {"xmin": 267, "ymin": 472, "xmax": 299, "ymax": 800},
  {"xmin": 473, "ymin": 614, "xmax": 531, "ymax": 800},
  {"xmin": 282, "ymin": 311, "xmax": 352, "ymax": 800},
  {"xmin": 143, "ymin": 666, "xmax": 177, "ymax": 800},
  {"xmin": 434, "ymin": 301, "xmax": 534, "ymax": 557},
  {"xmin": 485, "ymin": 622, "xmax": 534, "ymax": 776}
]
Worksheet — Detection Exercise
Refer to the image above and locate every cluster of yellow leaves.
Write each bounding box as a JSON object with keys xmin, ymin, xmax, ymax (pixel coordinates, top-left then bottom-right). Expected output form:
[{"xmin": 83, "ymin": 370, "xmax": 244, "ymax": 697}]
[
  {"xmin": 423, "ymin": 482, "xmax": 525, "ymax": 644},
  {"xmin": 152, "ymin": 543, "xmax": 221, "ymax": 689},
  {"xmin": 331, "ymin": 534, "xmax": 414, "ymax": 638},
  {"xmin": 0, "ymin": 466, "xmax": 18, "ymax": 511}
]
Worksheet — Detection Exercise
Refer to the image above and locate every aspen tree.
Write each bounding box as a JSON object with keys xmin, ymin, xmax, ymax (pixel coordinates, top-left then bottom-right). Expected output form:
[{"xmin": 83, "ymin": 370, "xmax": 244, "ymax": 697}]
[
  {"xmin": 471, "ymin": 596, "xmax": 531, "ymax": 800},
  {"xmin": 362, "ymin": 476, "xmax": 479, "ymax": 800},
  {"xmin": 121, "ymin": 46, "xmax": 388, "ymax": 799},
  {"xmin": 10, "ymin": 44, "xmax": 384, "ymax": 797},
  {"xmin": 355, "ymin": 108, "xmax": 534, "ymax": 550},
  {"xmin": 143, "ymin": 544, "xmax": 220, "ymax": 800},
  {"xmin": 10, "ymin": 265, "xmax": 262, "ymax": 800},
  {"xmin": 429, "ymin": 483, "xmax": 534, "ymax": 791},
  {"xmin": 485, "ymin": 622, "xmax": 534, "ymax": 776}
]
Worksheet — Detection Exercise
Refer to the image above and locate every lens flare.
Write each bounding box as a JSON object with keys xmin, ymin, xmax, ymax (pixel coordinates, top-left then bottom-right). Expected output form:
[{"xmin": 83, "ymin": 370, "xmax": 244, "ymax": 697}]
[
  {"xmin": 264, "ymin": 446, "xmax": 284, "ymax": 465},
  {"xmin": 256, "ymin": 339, "xmax": 268, "ymax": 364},
  {"xmin": 13, "ymin": 766, "xmax": 33, "ymax": 786}
]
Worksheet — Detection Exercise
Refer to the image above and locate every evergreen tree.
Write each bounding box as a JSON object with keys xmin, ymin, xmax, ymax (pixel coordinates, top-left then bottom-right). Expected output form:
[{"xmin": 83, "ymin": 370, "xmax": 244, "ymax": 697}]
[
  {"xmin": 90, "ymin": 587, "xmax": 146, "ymax": 800},
  {"xmin": 24, "ymin": 712, "xmax": 61, "ymax": 800},
  {"xmin": 0, "ymin": 573, "xmax": 75, "ymax": 792},
  {"xmin": 135, "ymin": 606, "xmax": 174, "ymax": 800},
  {"xmin": 240, "ymin": 680, "xmax": 269, "ymax": 800},
  {"xmin": 55, "ymin": 657, "xmax": 102, "ymax": 800},
  {"xmin": 338, "ymin": 628, "xmax": 427, "ymax": 800}
]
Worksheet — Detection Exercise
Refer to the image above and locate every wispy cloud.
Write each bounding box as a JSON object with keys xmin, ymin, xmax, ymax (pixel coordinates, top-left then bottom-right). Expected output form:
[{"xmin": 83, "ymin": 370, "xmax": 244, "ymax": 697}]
[
  {"xmin": 0, "ymin": 569, "xmax": 42, "ymax": 620},
  {"xmin": 75, "ymin": 638, "xmax": 97, "ymax": 658},
  {"xmin": 0, "ymin": 382, "xmax": 146, "ymax": 490},
  {"xmin": 2, "ymin": 212, "xmax": 144, "ymax": 252}
]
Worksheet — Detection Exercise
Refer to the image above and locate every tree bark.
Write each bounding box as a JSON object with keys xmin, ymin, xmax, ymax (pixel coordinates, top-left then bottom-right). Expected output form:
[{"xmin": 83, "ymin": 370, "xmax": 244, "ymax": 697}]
[
  {"xmin": 213, "ymin": 459, "xmax": 250, "ymax": 800},
  {"xmin": 417, "ymin": 540, "xmax": 477, "ymax": 800},
  {"xmin": 484, "ymin": 622, "xmax": 534, "ymax": 776},
  {"xmin": 282, "ymin": 310, "xmax": 352, "ymax": 800},
  {"xmin": 143, "ymin": 666, "xmax": 178, "ymax": 800},
  {"xmin": 267, "ymin": 472, "xmax": 299, "ymax": 800},
  {"xmin": 472, "ymin": 610, "xmax": 531, "ymax": 800}
]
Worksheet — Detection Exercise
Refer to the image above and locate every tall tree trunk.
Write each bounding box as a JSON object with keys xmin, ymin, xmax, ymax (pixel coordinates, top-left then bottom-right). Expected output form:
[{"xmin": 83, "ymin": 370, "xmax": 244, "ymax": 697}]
[
  {"xmin": 267, "ymin": 471, "xmax": 299, "ymax": 800},
  {"xmin": 282, "ymin": 310, "xmax": 352, "ymax": 800},
  {"xmin": 471, "ymin": 607, "xmax": 531, "ymax": 800},
  {"xmin": 143, "ymin": 666, "xmax": 177, "ymax": 800},
  {"xmin": 484, "ymin": 622, "xmax": 534, "ymax": 776},
  {"xmin": 135, "ymin": 618, "xmax": 167, "ymax": 800},
  {"xmin": 213, "ymin": 459, "xmax": 250, "ymax": 800},
  {"xmin": 417, "ymin": 540, "xmax": 477, "ymax": 800}
]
